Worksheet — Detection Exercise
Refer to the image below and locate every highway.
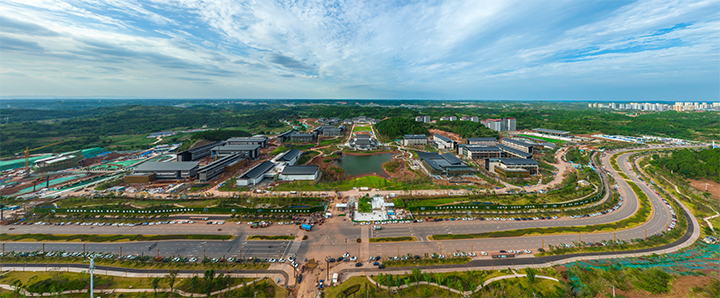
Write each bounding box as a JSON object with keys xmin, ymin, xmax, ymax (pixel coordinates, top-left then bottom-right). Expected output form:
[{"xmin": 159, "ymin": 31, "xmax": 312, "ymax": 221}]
[{"xmin": 0, "ymin": 147, "xmax": 692, "ymax": 264}]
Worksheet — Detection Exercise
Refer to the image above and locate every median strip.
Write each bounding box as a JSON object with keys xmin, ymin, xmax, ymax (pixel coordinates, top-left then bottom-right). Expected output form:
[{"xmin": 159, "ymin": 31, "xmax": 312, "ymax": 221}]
[
  {"xmin": 369, "ymin": 236, "xmax": 416, "ymax": 243},
  {"xmin": 0, "ymin": 233, "xmax": 233, "ymax": 242},
  {"xmin": 430, "ymin": 180, "xmax": 652, "ymax": 240},
  {"xmin": 246, "ymin": 235, "xmax": 295, "ymax": 240}
]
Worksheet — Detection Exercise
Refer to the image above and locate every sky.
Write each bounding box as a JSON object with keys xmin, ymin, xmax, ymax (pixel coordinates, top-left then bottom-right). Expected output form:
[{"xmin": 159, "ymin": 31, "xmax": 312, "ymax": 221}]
[{"xmin": 0, "ymin": 0, "xmax": 718, "ymax": 100}]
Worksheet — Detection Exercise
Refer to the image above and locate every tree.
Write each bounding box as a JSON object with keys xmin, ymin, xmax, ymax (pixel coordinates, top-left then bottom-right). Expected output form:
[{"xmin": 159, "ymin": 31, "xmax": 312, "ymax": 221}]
[
  {"xmin": 189, "ymin": 275, "xmax": 200, "ymax": 295},
  {"xmin": 203, "ymin": 270, "xmax": 215, "ymax": 297},
  {"xmin": 166, "ymin": 269, "xmax": 179, "ymax": 296},
  {"xmin": 151, "ymin": 277, "xmax": 161, "ymax": 298},
  {"xmin": 526, "ymin": 267, "xmax": 537, "ymax": 284}
]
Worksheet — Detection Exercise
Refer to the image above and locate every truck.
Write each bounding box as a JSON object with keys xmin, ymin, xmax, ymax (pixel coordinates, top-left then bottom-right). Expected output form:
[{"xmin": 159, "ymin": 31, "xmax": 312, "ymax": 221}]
[
  {"xmin": 332, "ymin": 273, "xmax": 339, "ymax": 285},
  {"xmin": 300, "ymin": 223, "xmax": 313, "ymax": 231},
  {"xmin": 373, "ymin": 225, "xmax": 382, "ymax": 230}
]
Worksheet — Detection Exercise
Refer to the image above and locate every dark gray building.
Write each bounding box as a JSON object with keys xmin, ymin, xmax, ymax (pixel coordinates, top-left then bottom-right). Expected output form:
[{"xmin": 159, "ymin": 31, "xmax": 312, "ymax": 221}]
[
  {"xmin": 197, "ymin": 154, "xmax": 243, "ymax": 182},
  {"xmin": 227, "ymin": 136, "xmax": 268, "ymax": 148},
  {"xmin": 466, "ymin": 137, "xmax": 497, "ymax": 146},
  {"xmin": 176, "ymin": 141, "xmax": 223, "ymax": 161},
  {"xmin": 211, "ymin": 144, "xmax": 261, "ymax": 159},
  {"xmin": 133, "ymin": 161, "xmax": 199, "ymax": 179},
  {"xmin": 289, "ymin": 132, "xmax": 317, "ymax": 143}
]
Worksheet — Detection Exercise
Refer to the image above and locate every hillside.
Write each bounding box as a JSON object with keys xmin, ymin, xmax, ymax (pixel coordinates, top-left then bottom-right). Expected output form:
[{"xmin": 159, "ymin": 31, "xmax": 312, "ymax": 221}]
[{"xmin": 375, "ymin": 117, "xmax": 429, "ymax": 140}]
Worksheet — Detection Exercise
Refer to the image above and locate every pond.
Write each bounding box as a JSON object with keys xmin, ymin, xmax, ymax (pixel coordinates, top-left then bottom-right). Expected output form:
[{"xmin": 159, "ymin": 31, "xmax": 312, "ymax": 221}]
[{"xmin": 336, "ymin": 153, "xmax": 393, "ymax": 176}]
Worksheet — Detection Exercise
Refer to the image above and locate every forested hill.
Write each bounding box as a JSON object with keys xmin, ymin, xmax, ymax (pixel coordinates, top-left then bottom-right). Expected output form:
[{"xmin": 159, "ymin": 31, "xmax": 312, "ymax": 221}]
[
  {"xmin": 427, "ymin": 121, "xmax": 498, "ymax": 138},
  {"xmin": 652, "ymin": 148, "xmax": 720, "ymax": 183},
  {"xmin": 375, "ymin": 118, "xmax": 429, "ymax": 140}
]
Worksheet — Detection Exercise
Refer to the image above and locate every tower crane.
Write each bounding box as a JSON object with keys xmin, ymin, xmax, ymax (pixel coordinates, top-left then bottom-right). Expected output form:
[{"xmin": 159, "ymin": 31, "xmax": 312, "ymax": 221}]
[{"xmin": 23, "ymin": 141, "xmax": 65, "ymax": 170}]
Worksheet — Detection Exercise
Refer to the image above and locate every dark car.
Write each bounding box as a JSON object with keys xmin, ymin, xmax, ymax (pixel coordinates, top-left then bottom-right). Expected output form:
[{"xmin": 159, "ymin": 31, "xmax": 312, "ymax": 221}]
[
  {"xmin": 373, "ymin": 261, "xmax": 380, "ymax": 266},
  {"xmin": 375, "ymin": 256, "xmax": 381, "ymax": 261},
  {"xmin": 297, "ymin": 274, "xmax": 302, "ymax": 283},
  {"xmin": 499, "ymin": 250, "xmax": 507, "ymax": 253},
  {"xmin": 378, "ymin": 264, "xmax": 386, "ymax": 269},
  {"xmin": 355, "ymin": 262, "xmax": 363, "ymax": 267},
  {"xmin": 328, "ymin": 258, "xmax": 336, "ymax": 262},
  {"xmin": 414, "ymin": 255, "xmax": 421, "ymax": 259}
]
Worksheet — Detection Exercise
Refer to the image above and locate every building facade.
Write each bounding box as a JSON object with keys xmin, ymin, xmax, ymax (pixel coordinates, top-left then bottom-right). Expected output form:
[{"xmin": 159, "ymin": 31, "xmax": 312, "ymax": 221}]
[{"xmin": 402, "ymin": 134, "xmax": 428, "ymax": 146}]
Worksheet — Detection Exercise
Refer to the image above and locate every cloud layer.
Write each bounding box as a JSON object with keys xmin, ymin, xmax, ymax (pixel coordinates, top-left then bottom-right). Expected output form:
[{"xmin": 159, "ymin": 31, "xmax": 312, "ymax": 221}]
[{"xmin": 0, "ymin": 0, "xmax": 718, "ymax": 100}]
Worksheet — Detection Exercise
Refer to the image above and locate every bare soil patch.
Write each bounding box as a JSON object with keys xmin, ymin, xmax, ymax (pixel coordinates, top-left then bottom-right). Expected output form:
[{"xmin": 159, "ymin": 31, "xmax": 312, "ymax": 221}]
[
  {"xmin": 596, "ymin": 274, "xmax": 717, "ymax": 298},
  {"xmin": 688, "ymin": 178, "xmax": 720, "ymax": 200},
  {"xmin": 428, "ymin": 129, "xmax": 463, "ymax": 143}
]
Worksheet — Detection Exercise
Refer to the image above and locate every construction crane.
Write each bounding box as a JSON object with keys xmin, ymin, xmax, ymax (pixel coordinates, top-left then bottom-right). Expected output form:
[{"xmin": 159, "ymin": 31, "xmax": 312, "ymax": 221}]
[{"xmin": 24, "ymin": 141, "xmax": 65, "ymax": 170}]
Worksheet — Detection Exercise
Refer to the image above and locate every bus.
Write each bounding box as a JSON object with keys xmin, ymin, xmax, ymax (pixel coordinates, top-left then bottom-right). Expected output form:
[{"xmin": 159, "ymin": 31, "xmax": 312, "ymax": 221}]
[
  {"xmin": 491, "ymin": 253, "xmax": 515, "ymax": 259},
  {"xmin": 189, "ymin": 216, "xmax": 209, "ymax": 221}
]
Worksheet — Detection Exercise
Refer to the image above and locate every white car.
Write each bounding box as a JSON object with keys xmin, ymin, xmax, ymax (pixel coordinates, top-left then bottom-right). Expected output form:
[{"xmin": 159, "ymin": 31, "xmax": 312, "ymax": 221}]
[
  {"xmin": 524, "ymin": 249, "xmax": 532, "ymax": 254},
  {"xmin": 189, "ymin": 257, "xmax": 197, "ymax": 262},
  {"xmin": 480, "ymin": 251, "xmax": 488, "ymax": 256},
  {"xmin": 343, "ymin": 253, "xmax": 350, "ymax": 258},
  {"xmin": 279, "ymin": 258, "xmax": 286, "ymax": 263},
  {"xmin": 288, "ymin": 257, "xmax": 295, "ymax": 262},
  {"xmin": 350, "ymin": 256, "xmax": 357, "ymax": 261}
]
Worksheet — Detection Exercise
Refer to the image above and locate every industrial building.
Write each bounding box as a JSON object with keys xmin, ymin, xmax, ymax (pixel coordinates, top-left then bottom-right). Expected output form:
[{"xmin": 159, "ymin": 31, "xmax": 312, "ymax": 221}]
[
  {"xmin": 417, "ymin": 151, "xmax": 474, "ymax": 176},
  {"xmin": 211, "ymin": 144, "xmax": 261, "ymax": 159},
  {"xmin": 402, "ymin": 134, "xmax": 428, "ymax": 146},
  {"xmin": 433, "ymin": 134, "xmax": 457, "ymax": 151},
  {"xmin": 236, "ymin": 161, "xmax": 275, "ymax": 186},
  {"xmin": 486, "ymin": 158, "xmax": 539, "ymax": 178},
  {"xmin": 197, "ymin": 154, "xmax": 245, "ymax": 182},
  {"xmin": 132, "ymin": 161, "xmax": 200, "ymax": 179},
  {"xmin": 177, "ymin": 141, "xmax": 222, "ymax": 162},
  {"xmin": 279, "ymin": 165, "xmax": 319, "ymax": 181},
  {"xmin": 466, "ymin": 137, "xmax": 497, "ymax": 146},
  {"xmin": 226, "ymin": 136, "xmax": 268, "ymax": 148}
]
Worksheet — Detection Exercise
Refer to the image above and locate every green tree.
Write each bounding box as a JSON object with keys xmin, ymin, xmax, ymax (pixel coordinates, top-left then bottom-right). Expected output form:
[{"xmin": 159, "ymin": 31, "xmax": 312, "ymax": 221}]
[
  {"xmin": 526, "ymin": 267, "xmax": 537, "ymax": 284},
  {"xmin": 166, "ymin": 270, "xmax": 179, "ymax": 296},
  {"xmin": 151, "ymin": 277, "xmax": 161, "ymax": 298}
]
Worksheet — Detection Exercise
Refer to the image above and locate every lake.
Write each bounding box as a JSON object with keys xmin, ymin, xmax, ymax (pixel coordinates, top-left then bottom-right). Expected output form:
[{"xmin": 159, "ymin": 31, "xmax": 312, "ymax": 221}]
[{"xmin": 336, "ymin": 153, "xmax": 393, "ymax": 176}]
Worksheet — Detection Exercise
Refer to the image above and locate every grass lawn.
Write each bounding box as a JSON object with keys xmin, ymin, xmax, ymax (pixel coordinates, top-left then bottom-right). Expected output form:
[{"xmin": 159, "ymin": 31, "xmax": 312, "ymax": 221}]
[
  {"xmin": 247, "ymin": 235, "xmax": 295, "ymax": 240},
  {"xmin": 517, "ymin": 134, "xmax": 567, "ymax": 145},
  {"xmin": 358, "ymin": 196, "xmax": 373, "ymax": 213},
  {"xmin": 369, "ymin": 236, "xmax": 416, "ymax": 242},
  {"xmin": 480, "ymin": 276, "xmax": 561, "ymax": 297},
  {"xmin": 352, "ymin": 126, "xmax": 372, "ymax": 132},
  {"xmin": 0, "ymin": 271, "xmax": 173, "ymax": 292}
]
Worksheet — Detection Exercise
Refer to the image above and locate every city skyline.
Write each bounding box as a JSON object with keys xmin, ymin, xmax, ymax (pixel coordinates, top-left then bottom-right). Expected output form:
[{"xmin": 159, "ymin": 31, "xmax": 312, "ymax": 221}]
[{"xmin": 1, "ymin": 0, "xmax": 718, "ymax": 100}]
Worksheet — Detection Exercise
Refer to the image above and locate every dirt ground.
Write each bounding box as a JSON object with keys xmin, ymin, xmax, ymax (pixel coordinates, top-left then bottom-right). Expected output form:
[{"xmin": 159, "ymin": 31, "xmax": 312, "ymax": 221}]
[
  {"xmin": 688, "ymin": 179, "xmax": 720, "ymax": 200},
  {"xmin": 381, "ymin": 160, "xmax": 416, "ymax": 180},
  {"xmin": 428, "ymin": 129, "xmax": 464, "ymax": 143},
  {"xmin": 596, "ymin": 274, "xmax": 719, "ymax": 298}
]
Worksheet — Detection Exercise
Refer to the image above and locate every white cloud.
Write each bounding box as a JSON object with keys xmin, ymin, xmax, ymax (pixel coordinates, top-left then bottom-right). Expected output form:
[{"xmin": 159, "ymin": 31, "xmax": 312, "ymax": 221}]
[{"xmin": 0, "ymin": 0, "xmax": 717, "ymax": 99}]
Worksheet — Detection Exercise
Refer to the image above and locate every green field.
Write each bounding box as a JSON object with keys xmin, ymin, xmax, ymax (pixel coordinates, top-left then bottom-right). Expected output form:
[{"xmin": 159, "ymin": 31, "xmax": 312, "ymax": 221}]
[
  {"xmin": 517, "ymin": 134, "xmax": 567, "ymax": 145},
  {"xmin": 247, "ymin": 235, "xmax": 295, "ymax": 240},
  {"xmin": 369, "ymin": 236, "xmax": 416, "ymax": 242},
  {"xmin": 352, "ymin": 126, "xmax": 372, "ymax": 132}
]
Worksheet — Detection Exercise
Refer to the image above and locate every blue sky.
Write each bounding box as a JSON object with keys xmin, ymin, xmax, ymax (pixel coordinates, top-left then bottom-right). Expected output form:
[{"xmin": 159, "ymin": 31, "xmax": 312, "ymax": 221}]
[{"xmin": 0, "ymin": 0, "xmax": 718, "ymax": 100}]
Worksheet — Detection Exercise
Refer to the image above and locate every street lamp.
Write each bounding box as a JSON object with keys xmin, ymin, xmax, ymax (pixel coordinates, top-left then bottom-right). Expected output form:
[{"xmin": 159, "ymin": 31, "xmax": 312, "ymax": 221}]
[
  {"xmin": 324, "ymin": 256, "xmax": 333, "ymax": 282},
  {"xmin": 88, "ymin": 257, "xmax": 95, "ymax": 298}
]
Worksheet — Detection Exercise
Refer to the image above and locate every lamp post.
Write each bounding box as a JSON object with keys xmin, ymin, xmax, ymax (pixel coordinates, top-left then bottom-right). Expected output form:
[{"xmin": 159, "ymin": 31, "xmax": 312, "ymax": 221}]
[
  {"xmin": 325, "ymin": 256, "xmax": 332, "ymax": 282},
  {"xmin": 89, "ymin": 257, "xmax": 95, "ymax": 298}
]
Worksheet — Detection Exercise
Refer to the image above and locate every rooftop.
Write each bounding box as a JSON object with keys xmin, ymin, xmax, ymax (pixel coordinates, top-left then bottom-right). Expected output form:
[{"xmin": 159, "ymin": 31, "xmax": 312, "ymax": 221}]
[
  {"xmin": 277, "ymin": 149, "xmax": 302, "ymax": 161},
  {"xmin": 227, "ymin": 136, "xmax": 268, "ymax": 142},
  {"xmin": 434, "ymin": 134, "xmax": 454, "ymax": 143},
  {"xmin": 403, "ymin": 134, "xmax": 427, "ymax": 139},
  {"xmin": 466, "ymin": 137, "xmax": 497, "ymax": 142},
  {"xmin": 135, "ymin": 161, "xmax": 200, "ymax": 171},
  {"xmin": 497, "ymin": 145, "xmax": 533, "ymax": 158},
  {"xmin": 500, "ymin": 158, "xmax": 539, "ymax": 165},
  {"xmin": 213, "ymin": 144, "xmax": 261, "ymax": 151},
  {"xmin": 461, "ymin": 145, "xmax": 501, "ymax": 152},
  {"xmin": 532, "ymin": 128, "xmax": 570, "ymax": 134},
  {"xmin": 239, "ymin": 161, "xmax": 275, "ymax": 179},
  {"xmin": 502, "ymin": 138, "xmax": 534, "ymax": 147},
  {"xmin": 281, "ymin": 165, "xmax": 319, "ymax": 175}
]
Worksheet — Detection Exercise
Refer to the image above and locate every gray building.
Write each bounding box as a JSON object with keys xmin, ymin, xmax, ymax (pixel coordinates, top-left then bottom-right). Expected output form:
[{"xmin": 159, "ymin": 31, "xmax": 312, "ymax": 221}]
[
  {"xmin": 459, "ymin": 145, "xmax": 502, "ymax": 160},
  {"xmin": 466, "ymin": 137, "xmax": 497, "ymax": 146},
  {"xmin": 275, "ymin": 149, "xmax": 302, "ymax": 166},
  {"xmin": 486, "ymin": 158, "xmax": 539, "ymax": 178},
  {"xmin": 133, "ymin": 161, "xmax": 199, "ymax": 179},
  {"xmin": 276, "ymin": 130, "xmax": 295, "ymax": 143},
  {"xmin": 433, "ymin": 134, "xmax": 456, "ymax": 151},
  {"xmin": 289, "ymin": 132, "xmax": 317, "ymax": 143},
  {"xmin": 402, "ymin": 134, "xmax": 428, "ymax": 146},
  {"xmin": 227, "ymin": 136, "xmax": 268, "ymax": 148},
  {"xmin": 211, "ymin": 144, "xmax": 261, "ymax": 159},
  {"xmin": 236, "ymin": 161, "xmax": 275, "ymax": 186},
  {"xmin": 417, "ymin": 151, "xmax": 474, "ymax": 176},
  {"xmin": 279, "ymin": 165, "xmax": 319, "ymax": 181},
  {"xmin": 197, "ymin": 154, "xmax": 242, "ymax": 182},
  {"xmin": 501, "ymin": 138, "xmax": 534, "ymax": 154},
  {"xmin": 176, "ymin": 141, "xmax": 223, "ymax": 162}
]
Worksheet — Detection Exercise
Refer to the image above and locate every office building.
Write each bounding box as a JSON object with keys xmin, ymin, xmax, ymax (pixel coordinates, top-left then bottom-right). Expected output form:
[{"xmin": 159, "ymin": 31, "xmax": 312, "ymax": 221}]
[
  {"xmin": 279, "ymin": 165, "xmax": 319, "ymax": 181},
  {"xmin": 402, "ymin": 134, "xmax": 428, "ymax": 146},
  {"xmin": 226, "ymin": 136, "xmax": 268, "ymax": 148},
  {"xmin": 466, "ymin": 137, "xmax": 497, "ymax": 146},
  {"xmin": 486, "ymin": 158, "xmax": 539, "ymax": 178},
  {"xmin": 433, "ymin": 134, "xmax": 456, "ymax": 150},
  {"xmin": 211, "ymin": 144, "xmax": 261, "ymax": 159},
  {"xmin": 133, "ymin": 161, "xmax": 200, "ymax": 179}
]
